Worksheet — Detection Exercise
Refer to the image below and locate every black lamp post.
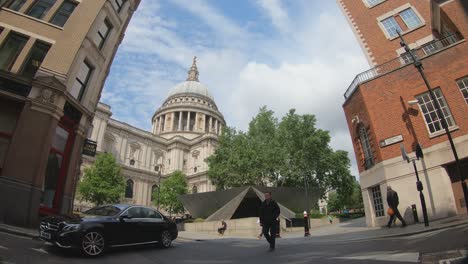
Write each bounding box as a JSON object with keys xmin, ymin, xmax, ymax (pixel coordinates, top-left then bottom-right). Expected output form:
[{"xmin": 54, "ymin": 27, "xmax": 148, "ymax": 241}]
[
  {"xmin": 304, "ymin": 174, "xmax": 311, "ymax": 236},
  {"xmin": 401, "ymin": 144, "xmax": 429, "ymax": 226},
  {"xmin": 397, "ymin": 31, "xmax": 468, "ymax": 214}
]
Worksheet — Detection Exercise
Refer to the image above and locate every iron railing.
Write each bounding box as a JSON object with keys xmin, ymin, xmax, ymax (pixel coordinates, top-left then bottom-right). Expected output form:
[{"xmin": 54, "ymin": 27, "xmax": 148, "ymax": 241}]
[{"xmin": 344, "ymin": 33, "xmax": 463, "ymax": 100}]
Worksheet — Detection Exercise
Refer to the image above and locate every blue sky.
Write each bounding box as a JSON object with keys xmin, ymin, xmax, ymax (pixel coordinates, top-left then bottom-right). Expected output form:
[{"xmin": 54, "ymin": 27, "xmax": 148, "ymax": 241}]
[{"xmin": 101, "ymin": 0, "xmax": 370, "ymax": 177}]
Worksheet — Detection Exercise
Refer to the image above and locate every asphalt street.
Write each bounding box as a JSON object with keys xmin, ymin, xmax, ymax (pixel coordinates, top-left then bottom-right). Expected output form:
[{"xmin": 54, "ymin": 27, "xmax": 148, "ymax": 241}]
[{"xmin": 1, "ymin": 224, "xmax": 467, "ymax": 264}]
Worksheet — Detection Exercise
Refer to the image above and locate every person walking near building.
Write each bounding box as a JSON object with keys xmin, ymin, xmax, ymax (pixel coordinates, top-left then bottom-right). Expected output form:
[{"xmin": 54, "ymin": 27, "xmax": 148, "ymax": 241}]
[
  {"xmin": 259, "ymin": 191, "xmax": 280, "ymax": 252},
  {"xmin": 386, "ymin": 186, "xmax": 407, "ymax": 228}
]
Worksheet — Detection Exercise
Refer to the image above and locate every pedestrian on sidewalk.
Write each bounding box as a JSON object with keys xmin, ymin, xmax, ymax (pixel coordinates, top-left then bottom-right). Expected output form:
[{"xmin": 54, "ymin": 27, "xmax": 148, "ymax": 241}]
[
  {"xmin": 327, "ymin": 213, "xmax": 333, "ymax": 224},
  {"xmin": 386, "ymin": 186, "xmax": 407, "ymax": 228},
  {"xmin": 259, "ymin": 191, "xmax": 280, "ymax": 252},
  {"xmin": 217, "ymin": 219, "xmax": 227, "ymax": 235}
]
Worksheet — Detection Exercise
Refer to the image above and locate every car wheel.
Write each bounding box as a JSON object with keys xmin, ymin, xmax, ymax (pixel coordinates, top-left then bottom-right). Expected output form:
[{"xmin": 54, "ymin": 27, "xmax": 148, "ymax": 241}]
[
  {"xmin": 81, "ymin": 230, "xmax": 105, "ymax": 257},
  {"xmin": 159, "ymin": 230, "xmax": 172, "ymax": 248}
]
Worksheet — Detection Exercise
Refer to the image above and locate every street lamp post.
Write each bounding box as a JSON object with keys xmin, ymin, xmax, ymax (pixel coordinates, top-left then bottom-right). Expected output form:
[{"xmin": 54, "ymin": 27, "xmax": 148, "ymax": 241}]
[
  {"xmin": 397, "ymin": 31, "xmax": 468, "ymax": 214},
  {"xmin": 401, "ymin": 144, "xmax": 429, "ymax": 226}
]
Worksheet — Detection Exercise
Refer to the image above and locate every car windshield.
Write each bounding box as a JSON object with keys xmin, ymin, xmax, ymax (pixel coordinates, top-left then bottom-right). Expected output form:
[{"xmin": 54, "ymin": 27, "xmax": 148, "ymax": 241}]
[{"xmin": 83, "ymin": 206, "xmax": 121, "ymax": 216}]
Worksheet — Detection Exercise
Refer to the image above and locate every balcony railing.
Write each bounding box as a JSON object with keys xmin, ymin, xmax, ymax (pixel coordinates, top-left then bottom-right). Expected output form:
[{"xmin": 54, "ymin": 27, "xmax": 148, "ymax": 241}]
[{"xmin": 344, "ymin": 33, "xmax": 463, "ymax": 100}]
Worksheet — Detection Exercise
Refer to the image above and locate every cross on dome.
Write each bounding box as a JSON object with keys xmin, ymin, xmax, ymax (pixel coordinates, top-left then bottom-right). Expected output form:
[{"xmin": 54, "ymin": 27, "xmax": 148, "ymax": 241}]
[{"xmin": 186, "ymin": 56, "xmax": 199, "ymax": 82}]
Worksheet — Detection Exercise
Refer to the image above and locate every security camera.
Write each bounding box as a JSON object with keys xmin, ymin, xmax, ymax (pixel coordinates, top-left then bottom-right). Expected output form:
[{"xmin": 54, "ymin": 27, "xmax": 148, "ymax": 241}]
[{"xmin": 408, "ymin": 100, "xmax": 419, "ymax": 106}]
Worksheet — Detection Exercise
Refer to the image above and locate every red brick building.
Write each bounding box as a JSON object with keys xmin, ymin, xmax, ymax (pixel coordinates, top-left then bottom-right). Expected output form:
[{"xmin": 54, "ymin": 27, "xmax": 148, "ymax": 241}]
[{"xmin": 338, "ymin": 0, "xmax": 468, "ymax": 227}]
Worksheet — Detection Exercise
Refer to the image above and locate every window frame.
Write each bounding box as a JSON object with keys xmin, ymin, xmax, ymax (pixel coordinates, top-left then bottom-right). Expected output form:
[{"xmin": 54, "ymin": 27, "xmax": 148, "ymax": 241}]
[
  {"xmin": 114, "ymin": 0, "xmax": 125, "ymax": 12},
  {"xmin": 19, "ymin": 40, "xmax": 51, "ymax": 78},
  {"xmin": 399, "ymin": 8, "xmax": 422, "ymax": 30},
  {"xmin": 358, "ymin": 125, "xmax": 374, "ymax": 170},
  {"xmin": 6, "ymin": 0, "xmax": 27, "ymax": 11},
  {"xmin": 456, "ymin": 76, "xmax": 468, "ymax": 104},
  {"xmin": 378, "ymin": 6, "xmax": 425, "ymax": 40},
  {"xmin": 415, "ymin": 88, "xmax": 457, "ymax": 136},
  {"xmin": 49, "ymin": 0, "xmax": 78, "ymax": 27},
  {"xmin": 26, "ymin": 0, "xmax": 57, "ymax": 20},
  {"xmin": 0, "ymin": 32, "xmax": 29, "ymax": 72},
  {"xmin": 363, "ymin": 0, "xmax": 386, "ymax": 8},
  {"xmin": 371, "ymin": 185, "xmax": 384, "ymax": 217},
  {"xmin": 96, "ymin": 19, "xmax": 113, "ymax": 50},
  {"xmin": 71, "ymin": 60, "xmax": 93, "ymax": 101}
]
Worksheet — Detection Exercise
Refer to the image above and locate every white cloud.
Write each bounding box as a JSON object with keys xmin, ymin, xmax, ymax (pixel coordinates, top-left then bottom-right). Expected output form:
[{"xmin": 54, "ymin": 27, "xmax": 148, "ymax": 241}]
[
  {"xmin": 256, "ymin": 0, "xmax": 291, "ymax": 33},
  {"xmin": 104, "ymin": 1, "xmax": 370, "ymax": 178}
]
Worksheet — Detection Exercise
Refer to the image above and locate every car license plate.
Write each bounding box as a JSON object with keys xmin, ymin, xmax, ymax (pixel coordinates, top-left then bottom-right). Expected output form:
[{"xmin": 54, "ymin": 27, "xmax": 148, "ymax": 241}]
[{"xmin": 40, "ymin": 231, "xmax": 51, "ymax": 239}]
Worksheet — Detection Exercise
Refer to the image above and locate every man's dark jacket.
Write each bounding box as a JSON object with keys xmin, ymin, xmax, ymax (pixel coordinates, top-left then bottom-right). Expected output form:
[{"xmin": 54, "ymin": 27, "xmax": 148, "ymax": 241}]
[
  {"xmin": 387, "ymin": 190, "xmax": 399, "ymax": 209},
  {"xmin": 259, "ymin": 199, "xmax": 280, "ymax": 225}
]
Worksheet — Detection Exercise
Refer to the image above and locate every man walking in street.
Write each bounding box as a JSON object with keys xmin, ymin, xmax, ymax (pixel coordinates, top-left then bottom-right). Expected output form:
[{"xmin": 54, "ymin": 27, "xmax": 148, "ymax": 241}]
[
  {"xmin": 387, "ymin": 186, "xmax": 407, "ymax": 228},
  {"xmin": 260, "ymin": 191, "xmax": 280, "ymax": 252}
]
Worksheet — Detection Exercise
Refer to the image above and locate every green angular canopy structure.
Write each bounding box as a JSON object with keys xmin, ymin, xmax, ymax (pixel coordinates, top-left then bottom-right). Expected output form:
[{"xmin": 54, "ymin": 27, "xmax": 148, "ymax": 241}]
[{"xmin": 178, "ymin": 186, "xmax": 322, "ymax": 221}]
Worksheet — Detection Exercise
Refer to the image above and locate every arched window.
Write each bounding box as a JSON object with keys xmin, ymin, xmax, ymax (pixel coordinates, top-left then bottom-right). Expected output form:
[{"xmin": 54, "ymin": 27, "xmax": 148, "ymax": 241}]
[
  {"xmin": 151, "ymin": 185, "xmax": 158, "ymax": 201},
  {"xmin": 192, "ymin": 185, "xmax": 198, "ymax": 194},
  {"xmin": 194, "ymin": 167, "xmax": 197, "ymax": 173},
  {"xmin": 358, "ymin": 125, "xmax": 374, "ymax": 169},
  {"xmin": 130, "ymin": 159, "xmax": 135, "ymax": 166},
  {"xmin": 125, "ymin": 179, "xmax": 134, "ymax": 198}
]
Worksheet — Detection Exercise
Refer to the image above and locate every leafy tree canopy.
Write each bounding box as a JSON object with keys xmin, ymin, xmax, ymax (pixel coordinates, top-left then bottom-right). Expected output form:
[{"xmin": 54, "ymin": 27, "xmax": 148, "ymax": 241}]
[
  {"xmin": 208, "ymin": 106, "xmax": 354, "ymax": 198},
  {"xmin": 153, "ymin": 170, "xmax": 188, "ymax": 216},
  {"xmin": 78, "ymin": 153, "xmax": 125, "ymax": 206}
]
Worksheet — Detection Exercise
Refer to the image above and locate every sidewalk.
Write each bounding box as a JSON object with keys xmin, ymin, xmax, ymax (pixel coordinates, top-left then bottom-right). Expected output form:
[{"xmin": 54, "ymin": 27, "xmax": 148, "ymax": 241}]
[
  {"xmin": 1, "ymin": 214, "xmax": 467, "ymax": 243},
  {"xmin": 177, "ymin": 214, "xmax": 468, "ymax": 242}
]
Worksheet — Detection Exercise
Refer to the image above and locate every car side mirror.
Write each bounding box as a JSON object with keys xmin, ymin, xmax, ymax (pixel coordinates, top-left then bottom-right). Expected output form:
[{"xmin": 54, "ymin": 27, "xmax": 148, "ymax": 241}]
[{"xmin": 119, "ymin": 215, "xmax": 130, "ymax": 221}]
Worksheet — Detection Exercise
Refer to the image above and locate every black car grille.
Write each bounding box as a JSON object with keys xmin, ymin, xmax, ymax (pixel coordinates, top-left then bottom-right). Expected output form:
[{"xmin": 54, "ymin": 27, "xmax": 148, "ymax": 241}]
[{"xmin": 40, "ymin": 222, "xmax": 59, "ymax": 232}]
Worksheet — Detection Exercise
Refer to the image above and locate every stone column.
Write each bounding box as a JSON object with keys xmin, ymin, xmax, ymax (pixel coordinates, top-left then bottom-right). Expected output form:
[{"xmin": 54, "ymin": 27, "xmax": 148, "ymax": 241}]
[
  {"xmin": 209, "ymin": 116, "xmax": 212, "ymax": 133},
  {"xmin": 215, "ymin": 119, "xmax": 218, "ymax": 134},
  {"xmin": 178, "ymin": 112, "xmax": 183, "ymax": 131},
  {"xmin": 187, "ymin": 112, "xmax": 191, "ymax": 131}
]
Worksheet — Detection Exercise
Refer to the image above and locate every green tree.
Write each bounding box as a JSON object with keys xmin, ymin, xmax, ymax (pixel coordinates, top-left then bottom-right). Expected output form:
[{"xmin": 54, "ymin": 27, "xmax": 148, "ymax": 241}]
[
  {"xmin": 207, "ymin": 107, "xmax": 354, "ymax": 199},
  {"xmin": 154, "ymin": 170, "xmax": 188, "ymax": 216},
  {"xmin": 78, "ymin": 153, "xmax": 125, "ymax": 206},
  {"xmin": 327, "ymin": 192, "xmax": 342, "ymax": 213}
]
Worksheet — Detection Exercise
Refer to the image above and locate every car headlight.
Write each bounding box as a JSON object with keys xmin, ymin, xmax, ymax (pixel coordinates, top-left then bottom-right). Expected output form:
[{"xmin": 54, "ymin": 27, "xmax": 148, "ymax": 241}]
[{"xmin": 62, "ymin": 224, "xmax": 81, "ymax": 232}]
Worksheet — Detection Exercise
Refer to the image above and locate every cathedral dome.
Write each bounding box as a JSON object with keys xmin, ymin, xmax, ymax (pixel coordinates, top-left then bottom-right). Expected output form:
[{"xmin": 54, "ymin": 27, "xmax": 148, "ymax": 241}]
[
  {"xmin": 167, "ymin": 56, "xmax": 214, "ymax": 100},
  {"xmin": 167, "ymin": 81, "xmax": 213, "ymax": 100}
]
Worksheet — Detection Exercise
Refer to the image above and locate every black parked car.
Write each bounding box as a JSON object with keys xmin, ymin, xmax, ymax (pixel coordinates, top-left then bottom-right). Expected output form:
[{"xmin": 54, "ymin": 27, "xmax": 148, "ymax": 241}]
[{"xmin": 39, "ymin": 204, "xmax": 178, "ymax": 257}]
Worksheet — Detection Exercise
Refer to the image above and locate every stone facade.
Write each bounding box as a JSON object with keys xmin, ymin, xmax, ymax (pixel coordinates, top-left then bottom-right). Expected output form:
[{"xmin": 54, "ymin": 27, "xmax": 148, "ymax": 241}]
[
  {"xmin": 75, "ymin": 58, "xmax": 226, "ymax": 210},
  {"xmin": 339, "ymin": 0, "xmax": 468, "ymax": 227},
  {"xmin": 0, "ymin": 0, "xmax": 140, "ymax": 227}
]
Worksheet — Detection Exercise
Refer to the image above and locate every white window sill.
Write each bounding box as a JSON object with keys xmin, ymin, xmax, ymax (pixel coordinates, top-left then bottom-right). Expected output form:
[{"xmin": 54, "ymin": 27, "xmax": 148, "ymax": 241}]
[
  {"xmin": 429, "ymin": 125, "xmax": 459, "ymax": 139},
  {"xmin": 366, "ymin": 0, "xmax": 387, "ymax": 9}
]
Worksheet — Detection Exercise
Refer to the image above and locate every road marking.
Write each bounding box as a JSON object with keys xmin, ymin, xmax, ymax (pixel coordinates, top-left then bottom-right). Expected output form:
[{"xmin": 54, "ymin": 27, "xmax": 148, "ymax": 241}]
[
  {"xmin": 31, "ymin": 248, "xmax": 48, "ymax": 254},
  {"xmin": 0, "ymin": 245, "xmax": 8, "ymax": 250},
  {"xmin": 334, "ymin": 251, "xmax": 420, "ymax": 263}
]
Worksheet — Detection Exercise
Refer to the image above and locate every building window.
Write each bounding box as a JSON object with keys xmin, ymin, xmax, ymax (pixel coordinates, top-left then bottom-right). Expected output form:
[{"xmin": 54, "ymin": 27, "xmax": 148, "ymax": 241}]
[
  {"xmin": 358, "ymin": 125, "xmax": 374, "ymax": 169},
  {"xmin": 422, "ymin": 42, "xmax": 437, "ymax": 56},
  {"xmin": 400, "ymin": 52, "xmax": 414, "ymax": 65},
  {"xmin": 125, "ymin": 179, "xmax": 133, "ymax": 198},
  {"xmin": 379, "ymin": 7, "xmax": 423, "ymax": 39},
  {"xmin": 364, "ymin": 0, "xmax": 385, "ymax": 8},
  {"xmin": 456, "ymin": 76, "xmax": 468, "ymax": 104},
  {"xmin": 381, "ymin": 16, "xmax": 401, "ymax": 38},
  {"xmin": 7, "ymin": 0, "xmax": 27, "ymax": 11},
  {"xmin": 129, "ymin": 159, "xmax": 135, "ymax": 166},
  {"xmin": 371, "ymin": 185, "xmax": 384, "ymax": 217},
  {"xmin": 192, "ymin": 185, "xmax": 198, "ymax": 194},
  {"xmin": 0, "ymin": 32, "xmax": 28, "ymax": 71},
  {"xmin": 70, "ymin": 61, "xmax": 93, "ymax": 100},
  {"xmin": 50, "ymin": 0, "xmax": 77, "ymax": 27},
  {"xmin": 114, "ymin": 0, "xmax": 126, "ymax": 12},
  {"xmin": 194, "ymin": 167, "xmax": 197, "ymax": 173},
  {"xmin": 416, "ymin": 88, "xmax": 456, "ymax": 134},
  {"xmin": 94, "ymin": 19, "xmax": 112, "ymax": 49},
  {"xmin": 399, "ymin": 8, "xmax": 422, "ymax": 29},
  {"xmin": 27, "ymin": 0, "xmax": 57, "ymax": 19},
  {"xmin": 20, "ymin": 41, "xmax": 51, "ymax": 78},
  {"xmin": 151, "ymin": 185, "xmax": 158, "ymax": 201}
]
